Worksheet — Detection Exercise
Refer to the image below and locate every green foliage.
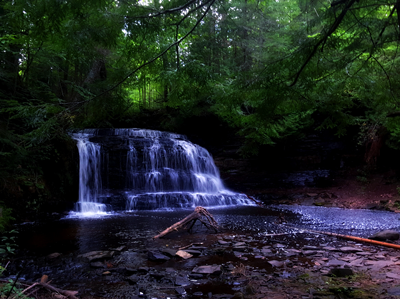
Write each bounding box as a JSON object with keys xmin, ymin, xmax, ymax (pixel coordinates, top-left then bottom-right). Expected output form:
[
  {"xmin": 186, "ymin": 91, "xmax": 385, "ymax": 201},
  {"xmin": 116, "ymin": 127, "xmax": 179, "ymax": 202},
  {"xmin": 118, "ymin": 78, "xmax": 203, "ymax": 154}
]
[
  {"xmin": 0, "ymin": 230, "xmax": 18, "ymax": 256},
  {"xmin": 0, "ymin": 278, "xmax": 32, "ymax": 299},
  {"xmin": 0, "ymin": 207, "xmax": 14, "ymax": 233}
]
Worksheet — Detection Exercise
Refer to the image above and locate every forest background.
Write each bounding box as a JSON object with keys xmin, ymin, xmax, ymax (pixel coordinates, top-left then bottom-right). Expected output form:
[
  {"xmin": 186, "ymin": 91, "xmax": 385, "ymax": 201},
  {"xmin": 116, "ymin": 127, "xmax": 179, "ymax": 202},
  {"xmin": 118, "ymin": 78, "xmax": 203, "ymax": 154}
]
[{"xmin": 1, "ymin": 0, "xmax": 400, "ymax": 226}]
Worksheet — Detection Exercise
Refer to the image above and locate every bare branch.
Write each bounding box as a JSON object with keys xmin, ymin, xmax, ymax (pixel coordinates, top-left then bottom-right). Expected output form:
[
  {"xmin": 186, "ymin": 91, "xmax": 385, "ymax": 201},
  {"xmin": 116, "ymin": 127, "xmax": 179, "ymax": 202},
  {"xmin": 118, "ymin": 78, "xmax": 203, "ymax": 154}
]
[
  {"xmin": 289, "ymin": 0, "xmax": 358, "ymax": 87},
  {"xmin": 127, "ymin": 0, "xmax": 198, "ymax": 19}
]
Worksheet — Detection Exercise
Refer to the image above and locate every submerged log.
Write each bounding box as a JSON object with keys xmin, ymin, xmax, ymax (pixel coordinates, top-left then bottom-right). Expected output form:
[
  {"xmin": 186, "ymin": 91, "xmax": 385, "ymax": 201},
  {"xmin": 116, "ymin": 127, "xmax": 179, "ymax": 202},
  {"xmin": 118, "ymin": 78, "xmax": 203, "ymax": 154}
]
[{"xmin": 153, "ymin": 206, "xmax": 218, "ymax": 239}]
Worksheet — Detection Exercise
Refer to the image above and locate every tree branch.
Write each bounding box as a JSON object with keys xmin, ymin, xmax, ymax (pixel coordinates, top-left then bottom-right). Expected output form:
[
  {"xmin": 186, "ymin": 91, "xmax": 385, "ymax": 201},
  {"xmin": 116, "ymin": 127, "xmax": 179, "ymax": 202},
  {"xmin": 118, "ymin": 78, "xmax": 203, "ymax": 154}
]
[
  {"xmin": 289, "ymin": 0, "xmax": 358, "ymax": 87},
  {"xmin": 127, "ymin": 0, "xmax": 198, "ymax": 19}
]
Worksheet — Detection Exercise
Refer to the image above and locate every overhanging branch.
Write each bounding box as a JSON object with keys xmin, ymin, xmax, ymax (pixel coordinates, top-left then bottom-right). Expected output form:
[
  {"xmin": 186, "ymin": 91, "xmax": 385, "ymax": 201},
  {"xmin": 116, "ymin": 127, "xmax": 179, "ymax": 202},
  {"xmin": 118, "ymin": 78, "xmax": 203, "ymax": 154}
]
[{"xmin": 289, "ymin": 0, "xmax": 357, "ymax": 87}]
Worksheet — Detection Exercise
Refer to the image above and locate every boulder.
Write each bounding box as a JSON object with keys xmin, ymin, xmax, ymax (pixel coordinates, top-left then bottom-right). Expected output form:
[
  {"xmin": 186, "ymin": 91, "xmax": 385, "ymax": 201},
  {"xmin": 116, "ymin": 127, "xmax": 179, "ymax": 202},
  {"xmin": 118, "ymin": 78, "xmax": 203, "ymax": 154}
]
[{"xmin": 369, "ymin": 230, "xmax": 399, "ymax": 241}]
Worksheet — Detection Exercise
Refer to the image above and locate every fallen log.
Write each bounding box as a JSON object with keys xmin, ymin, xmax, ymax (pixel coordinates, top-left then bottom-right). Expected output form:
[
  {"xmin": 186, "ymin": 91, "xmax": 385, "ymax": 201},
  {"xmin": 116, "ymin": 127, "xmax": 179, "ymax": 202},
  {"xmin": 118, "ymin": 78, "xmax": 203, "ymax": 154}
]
[
  {"xmin": 154, "ymin": 206, "xmax": 218, "ymax": 239},
  {"xmin": 289, "ymin": 226, "xmax": 400, "ymax": 250}
]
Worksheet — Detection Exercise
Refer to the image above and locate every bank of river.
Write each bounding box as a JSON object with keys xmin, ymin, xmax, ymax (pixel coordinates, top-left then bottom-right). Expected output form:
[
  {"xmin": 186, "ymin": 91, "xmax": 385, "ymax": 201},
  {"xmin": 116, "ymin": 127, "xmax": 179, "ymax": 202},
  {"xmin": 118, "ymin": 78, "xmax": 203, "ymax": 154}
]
[{"xmin": 4, "ymin": 206, "xmax": 400, "ymax": 298}]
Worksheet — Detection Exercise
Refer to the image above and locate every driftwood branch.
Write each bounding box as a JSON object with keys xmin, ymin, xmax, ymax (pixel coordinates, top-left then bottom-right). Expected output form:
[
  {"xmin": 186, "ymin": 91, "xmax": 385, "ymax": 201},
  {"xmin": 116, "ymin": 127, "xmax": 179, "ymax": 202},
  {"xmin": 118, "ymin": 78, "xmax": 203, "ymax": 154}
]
[
  {"xmin": 289, "ymin": 226, "xmax": 400, "ymax": 250},
  {"xmin": 18, "ymin": 275, "xmax": 79, "ymax": 299},
  {"xmin": 154, "ymin": 206, "xmax": 219, "ymax": 239}
]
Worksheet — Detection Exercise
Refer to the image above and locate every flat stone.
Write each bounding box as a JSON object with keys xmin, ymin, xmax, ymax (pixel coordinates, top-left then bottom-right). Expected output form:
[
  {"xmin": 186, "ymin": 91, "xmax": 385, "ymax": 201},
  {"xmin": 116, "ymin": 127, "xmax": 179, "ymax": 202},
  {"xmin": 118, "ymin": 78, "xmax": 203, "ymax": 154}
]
[
  {"xmin": 192, "ymin": 265, "xmax": 222, "ymax": 275},
  {"xmin": 268, "ymin": 260, "xmax": 284, "ymax": 267},
  {"xmin": 387, "ymin": 272, "xmax": 400, "ymax": 280},
  {"xmin": 302, "ymin": 250, "xmax": 317, "ymax": 256},
  {"xmin": 148, "ymin": 251, "xmax": 170, "ymax": 262},
  {"xmin": 190, "ymin": 246, "xmax": 208, "ymax": 250},
  {"xmin": 47, "ymin": 252, "xmax": 61, "ymax": 259},
  {"xmin": 185, "ymin": 249, "xmax": 202, "ymax": 256},
  {"xmin": 339, "ymin": 256, "xmax": 358, "ymax": 262},
  {"xmin": 176, "ymin": 250, "xmax": 193, "ymax": 259},
  {"xmin": 326, "ymin": 259, "xmax": 347, "ymax": 266},
  {"xmin": 193, "ymin": 292, "xmax": 203, "ymax": 297},
  {"xmin": 110, "ymin": 246, "xmax": 126, "ymax": 251},
  {"xmin": 287, "ymin": 249, "xmax": 302, "ymax": 253},
  {"xmin": 218, "ymin": 240, "xmax": 230, "ymax": 245},
  {"xmin": 375, "ymin": 255, "xmax": 386, "ymax": 260},
  {"xmin": 161, "ymin": 248, "xmax": 177, "ymax": 257},
  {"xmin": 302, "ymin": 246, "xmax": 318, "ymax": 250},
  {"xmin": 322, "ymin": 246, "xmax": 337, "ymax": 251},
  {"xmin": 175, "ymin": 287, "xmax": 186, "ymax": 296},
  {"xmin": 233, "ymin": 242, "xmax": 246, "ymax": 246},
  {"xmin": 79, "ymin": 251, "xmax": 115, "ymax": 262},
  {"xmin": 233, "ymin": 246, "xmax": 247, "ymax": 252},
  {"xmin": 370, "ymin": 230, "xmax": 400, "ymax": 241},
  {"xmin": 370, "ymin": 260, "xmax": 393, "ymax": 271},
  {"xmin": 175, "ymin": 275, "xmax": 190, "ymax": 286},
  {"xmin": 356, "ymin": 251, "xmax": 372, "ymax": 256},
  {"xmin": 349, "ymin": 258, "xmax": 364, "ymax": 267},
  {"xmin": 261, "ymin": 248, "xmax": 272, "ymax": 254},
  {"xmin": 339, "ymin": 247, "xmax": 363, "ymax": 253},
  {"xmin": 102, "ymin": 271, "xmax": 111, "ymax": 275}
]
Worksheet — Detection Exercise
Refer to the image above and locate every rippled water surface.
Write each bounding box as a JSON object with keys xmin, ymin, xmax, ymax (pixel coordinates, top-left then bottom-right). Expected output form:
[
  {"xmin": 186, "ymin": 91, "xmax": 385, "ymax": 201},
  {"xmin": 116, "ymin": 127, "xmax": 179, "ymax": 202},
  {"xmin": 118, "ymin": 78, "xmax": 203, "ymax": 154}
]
[{"xmin": 17, "ymin": 205, "xmax": 400, "ymax": 256}]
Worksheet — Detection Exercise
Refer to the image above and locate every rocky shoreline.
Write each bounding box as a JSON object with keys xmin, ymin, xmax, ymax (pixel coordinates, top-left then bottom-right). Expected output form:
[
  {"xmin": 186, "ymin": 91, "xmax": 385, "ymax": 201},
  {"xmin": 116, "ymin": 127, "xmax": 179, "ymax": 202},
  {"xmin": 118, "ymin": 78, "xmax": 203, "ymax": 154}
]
[{"xmin": 9, "ymin": 212, "xmax": 400, "ymax": 299}]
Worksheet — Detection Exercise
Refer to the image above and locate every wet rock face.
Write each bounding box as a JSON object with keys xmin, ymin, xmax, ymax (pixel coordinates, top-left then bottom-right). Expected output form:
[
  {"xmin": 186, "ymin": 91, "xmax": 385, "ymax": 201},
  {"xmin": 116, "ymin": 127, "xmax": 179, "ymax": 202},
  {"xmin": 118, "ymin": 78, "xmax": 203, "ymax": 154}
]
[{"xmin": 73, "ymin": 129, "xmax": 252, "ymax": 212}]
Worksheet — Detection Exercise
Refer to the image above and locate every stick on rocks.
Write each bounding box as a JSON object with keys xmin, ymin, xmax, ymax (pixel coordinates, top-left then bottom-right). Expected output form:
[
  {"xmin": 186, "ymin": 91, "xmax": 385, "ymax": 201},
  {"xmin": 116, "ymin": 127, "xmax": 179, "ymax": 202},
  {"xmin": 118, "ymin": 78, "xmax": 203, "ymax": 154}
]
[{"xmin": 153, "ymin": 206, "xmax": 218, "ymax": 239}]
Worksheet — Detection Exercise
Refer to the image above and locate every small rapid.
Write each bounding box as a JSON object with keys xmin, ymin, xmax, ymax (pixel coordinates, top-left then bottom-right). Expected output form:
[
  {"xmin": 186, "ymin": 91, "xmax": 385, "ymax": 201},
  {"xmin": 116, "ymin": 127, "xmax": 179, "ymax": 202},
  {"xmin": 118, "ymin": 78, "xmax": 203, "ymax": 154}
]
[{"xmin": 71, "ymin": 129, "xmax": 253, "ymax": 216}]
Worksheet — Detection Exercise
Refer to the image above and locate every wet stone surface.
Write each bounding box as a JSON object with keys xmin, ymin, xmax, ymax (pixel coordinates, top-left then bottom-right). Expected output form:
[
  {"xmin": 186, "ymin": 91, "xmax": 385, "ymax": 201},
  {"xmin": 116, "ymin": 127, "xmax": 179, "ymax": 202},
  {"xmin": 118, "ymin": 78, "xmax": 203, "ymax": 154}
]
[{"xmin": 9, "ymin": 206, "xmax": 400, "ymax": 298}]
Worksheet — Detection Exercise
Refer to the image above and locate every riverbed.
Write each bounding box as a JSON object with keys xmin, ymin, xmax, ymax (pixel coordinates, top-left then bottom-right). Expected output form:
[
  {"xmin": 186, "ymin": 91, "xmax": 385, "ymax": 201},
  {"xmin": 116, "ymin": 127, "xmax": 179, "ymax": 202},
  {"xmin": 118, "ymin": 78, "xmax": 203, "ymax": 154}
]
[{"xmin": 7, "ymin": 205, "xmax": 400, "ymax": 298}]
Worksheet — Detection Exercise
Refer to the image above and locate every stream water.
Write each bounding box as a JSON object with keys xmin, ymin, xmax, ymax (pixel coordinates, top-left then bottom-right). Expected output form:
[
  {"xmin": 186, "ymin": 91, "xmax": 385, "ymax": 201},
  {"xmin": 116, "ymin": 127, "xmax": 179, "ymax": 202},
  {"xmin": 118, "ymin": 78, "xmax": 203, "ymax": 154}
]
[
  {"xmin": 10, "ymin": 204, "xmax": 400, "ymax": 299},
  {"xmin": 17, "ymin": 205, "xmax": 400, "ymax": 257}
]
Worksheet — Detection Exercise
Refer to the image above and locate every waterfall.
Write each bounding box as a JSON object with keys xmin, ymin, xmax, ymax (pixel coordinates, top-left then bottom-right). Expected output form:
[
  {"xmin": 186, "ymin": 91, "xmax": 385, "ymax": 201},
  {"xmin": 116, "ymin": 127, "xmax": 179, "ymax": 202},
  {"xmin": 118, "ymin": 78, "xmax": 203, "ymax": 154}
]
[{"xmin": 72, "ymin": 129, "xmax": 253, "ymax": 215}]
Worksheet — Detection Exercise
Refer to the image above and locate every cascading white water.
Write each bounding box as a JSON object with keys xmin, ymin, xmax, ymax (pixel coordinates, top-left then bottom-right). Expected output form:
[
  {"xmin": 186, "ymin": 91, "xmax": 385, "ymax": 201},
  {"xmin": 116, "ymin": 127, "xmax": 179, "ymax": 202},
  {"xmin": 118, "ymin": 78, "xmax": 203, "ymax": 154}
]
[
  {"xmin": 75, "ymin": 133, "xmax": 107, "ymax": 216},
  {"xmin": 72, "ymin": 128, "xmax": 253, "ymax": 215}
]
